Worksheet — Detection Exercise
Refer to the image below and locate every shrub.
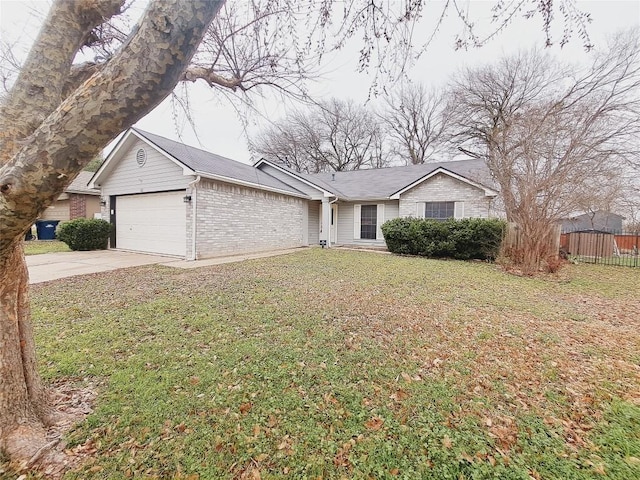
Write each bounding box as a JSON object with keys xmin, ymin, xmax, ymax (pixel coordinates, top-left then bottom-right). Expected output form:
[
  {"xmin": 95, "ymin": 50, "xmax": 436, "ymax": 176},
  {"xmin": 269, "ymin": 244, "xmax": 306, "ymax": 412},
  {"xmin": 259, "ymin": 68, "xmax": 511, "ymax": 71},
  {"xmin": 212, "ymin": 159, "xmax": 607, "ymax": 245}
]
[
  {"xmin": 381, "ymin": 217, "xmax": 506, "ymax": 260},
  {"xmin": 57, "ymin": 218, "xmax": 112, "ymax": 251},
  {"xmin": 380, "ymin": 217, "xmax": 414, "ymax": 254}
]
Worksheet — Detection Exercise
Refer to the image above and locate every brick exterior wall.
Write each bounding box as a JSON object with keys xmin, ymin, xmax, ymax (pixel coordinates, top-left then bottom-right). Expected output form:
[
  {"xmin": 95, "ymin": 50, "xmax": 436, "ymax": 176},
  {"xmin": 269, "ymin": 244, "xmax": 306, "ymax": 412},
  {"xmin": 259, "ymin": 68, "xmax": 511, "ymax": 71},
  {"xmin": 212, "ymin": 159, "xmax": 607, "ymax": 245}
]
[
  {"xmin": 69, "ymin": 194, "xmax": 87, "ymax": 219},
  {"xmin": 399, "ymin": 173, "xmax": 493, "ymax": 218},
  {"xmin": 193, "ymin": 179, "xmax": 306, "ymax": 259}
]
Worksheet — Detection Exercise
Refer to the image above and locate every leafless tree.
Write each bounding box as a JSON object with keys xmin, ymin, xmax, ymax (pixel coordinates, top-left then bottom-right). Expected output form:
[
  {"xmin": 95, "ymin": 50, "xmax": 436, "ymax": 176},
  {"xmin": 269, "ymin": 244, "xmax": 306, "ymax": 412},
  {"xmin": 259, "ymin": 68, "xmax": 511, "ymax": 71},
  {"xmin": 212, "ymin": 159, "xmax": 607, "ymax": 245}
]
[
  {"xmin": 448, "ymin": 30, "xmax": 640, "ymax": 273},
  {"xmin": 0, "ymin": 0, "xmax": 598, "ymax": 473},
  {"xmin": 380, "ymin": 82, "xmax": 450, "ymax": 165},
  {"xmin": 251, "ymin": 99, "xmax": 389, "ymax": 172}
]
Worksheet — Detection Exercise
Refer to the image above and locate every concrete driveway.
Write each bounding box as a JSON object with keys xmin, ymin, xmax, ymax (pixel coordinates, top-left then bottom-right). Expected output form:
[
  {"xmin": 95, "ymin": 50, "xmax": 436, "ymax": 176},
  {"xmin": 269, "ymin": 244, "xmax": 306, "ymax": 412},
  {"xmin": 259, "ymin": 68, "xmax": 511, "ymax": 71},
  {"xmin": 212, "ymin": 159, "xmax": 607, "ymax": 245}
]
[
  {"xmin": 26, "ymin": 248, "xmax": 305, "ymax": 284},
  {"xmin": 26, "ymin": 250, "xmax": 181, "ymax": 284}
]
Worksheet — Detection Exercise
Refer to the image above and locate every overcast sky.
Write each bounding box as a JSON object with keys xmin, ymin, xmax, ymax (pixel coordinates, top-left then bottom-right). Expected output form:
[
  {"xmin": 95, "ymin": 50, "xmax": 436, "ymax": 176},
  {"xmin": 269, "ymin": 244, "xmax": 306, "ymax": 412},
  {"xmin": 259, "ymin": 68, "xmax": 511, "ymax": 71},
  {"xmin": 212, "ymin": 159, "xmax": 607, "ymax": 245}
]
[{"xmin": 1, "ymin": 0, "xmax": 639, "ymax": 163}]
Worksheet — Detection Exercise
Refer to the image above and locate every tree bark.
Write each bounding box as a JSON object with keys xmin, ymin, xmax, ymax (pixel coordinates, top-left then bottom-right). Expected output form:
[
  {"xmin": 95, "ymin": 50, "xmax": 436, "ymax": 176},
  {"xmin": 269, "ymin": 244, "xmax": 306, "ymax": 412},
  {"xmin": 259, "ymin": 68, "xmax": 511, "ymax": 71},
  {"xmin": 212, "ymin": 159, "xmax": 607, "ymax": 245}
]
[{"xmin": 0, "ymin": 0, "xmax": 223, "ymax": 472}]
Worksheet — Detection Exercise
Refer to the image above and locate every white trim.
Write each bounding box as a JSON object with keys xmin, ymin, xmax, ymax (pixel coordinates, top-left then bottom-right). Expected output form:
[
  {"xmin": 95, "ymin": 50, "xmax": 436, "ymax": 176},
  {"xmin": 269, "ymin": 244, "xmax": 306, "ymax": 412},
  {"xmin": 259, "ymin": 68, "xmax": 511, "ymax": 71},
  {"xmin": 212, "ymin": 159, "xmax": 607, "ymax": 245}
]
[
  {"xmin": 353, "ymin": 204, "xmax": 361, "ymax": 240},
  {"xmin": 254, "ymin": 158, "xmax": 335, "ymax": 197},
  {"xmin": 416, "ymin": 202, "xmax": 426, "ymax": 218},
  {"xmin": 376, "ymin": 203, "xmax": 385, "ymax": 240},
  {"xmin": 454, "ymin": 201, "xmax": 465, "ymax": 219},
  {"xmin": 389, "ymin": 167, "xmax": 498, "ymax": 199},
  {"xmin": 188, "ymin": 175, "xmax": 200, "ymax": 261}
]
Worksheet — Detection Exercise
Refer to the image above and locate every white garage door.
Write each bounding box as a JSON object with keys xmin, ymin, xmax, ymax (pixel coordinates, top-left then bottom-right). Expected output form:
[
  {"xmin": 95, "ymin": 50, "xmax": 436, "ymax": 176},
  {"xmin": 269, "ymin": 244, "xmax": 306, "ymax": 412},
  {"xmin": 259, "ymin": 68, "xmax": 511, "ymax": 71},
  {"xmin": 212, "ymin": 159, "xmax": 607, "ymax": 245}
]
[{"xmin": 116, "ymin": 191, "xmax": 186, "ymax": 257}]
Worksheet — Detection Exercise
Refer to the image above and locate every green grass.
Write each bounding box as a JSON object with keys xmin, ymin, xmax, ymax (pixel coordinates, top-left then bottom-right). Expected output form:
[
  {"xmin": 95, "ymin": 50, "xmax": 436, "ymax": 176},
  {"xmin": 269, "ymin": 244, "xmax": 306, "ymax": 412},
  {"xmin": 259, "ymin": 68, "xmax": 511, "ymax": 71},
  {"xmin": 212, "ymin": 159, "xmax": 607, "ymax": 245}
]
[
  {"xmin": 570, "ymin": 255, "xmax": 640, "ymax": 268},
  {"xmin": 23, "ymin": 239, "xmax": 70, "ymax": 255},
  {"xmin": 12, "ymin": 250, "xmax": 640, "ymax": 479}
]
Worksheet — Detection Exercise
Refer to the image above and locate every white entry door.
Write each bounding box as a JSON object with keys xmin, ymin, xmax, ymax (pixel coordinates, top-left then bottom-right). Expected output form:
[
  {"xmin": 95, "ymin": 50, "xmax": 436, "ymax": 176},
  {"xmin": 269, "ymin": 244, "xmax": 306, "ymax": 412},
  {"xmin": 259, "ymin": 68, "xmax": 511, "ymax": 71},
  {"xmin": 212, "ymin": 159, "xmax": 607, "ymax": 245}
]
[
  {"xmin": 331, "ymin": 204, "xmax": 338, "ymax": 244},
  {"xmin": 116, "ymin": 191, "xmax": 186, "ymax": 257}
]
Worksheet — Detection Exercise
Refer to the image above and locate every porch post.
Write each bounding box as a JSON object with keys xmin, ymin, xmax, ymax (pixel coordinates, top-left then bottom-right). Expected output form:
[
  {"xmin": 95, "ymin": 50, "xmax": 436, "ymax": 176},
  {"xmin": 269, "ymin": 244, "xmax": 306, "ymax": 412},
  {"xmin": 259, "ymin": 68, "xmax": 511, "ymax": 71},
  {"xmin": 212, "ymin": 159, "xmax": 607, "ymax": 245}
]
[{"xmin": 321, "ymin": 197, "xmax": 332, "ymax": 248}]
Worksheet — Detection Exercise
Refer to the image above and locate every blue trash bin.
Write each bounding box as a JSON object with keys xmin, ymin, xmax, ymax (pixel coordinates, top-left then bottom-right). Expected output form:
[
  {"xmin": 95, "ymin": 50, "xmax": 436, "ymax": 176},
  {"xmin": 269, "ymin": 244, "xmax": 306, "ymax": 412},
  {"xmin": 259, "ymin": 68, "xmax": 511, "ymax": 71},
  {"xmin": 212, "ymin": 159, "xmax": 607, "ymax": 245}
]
[{"xmin": 35, "ymin": 220, "xmax": 60, "ymax": 240}]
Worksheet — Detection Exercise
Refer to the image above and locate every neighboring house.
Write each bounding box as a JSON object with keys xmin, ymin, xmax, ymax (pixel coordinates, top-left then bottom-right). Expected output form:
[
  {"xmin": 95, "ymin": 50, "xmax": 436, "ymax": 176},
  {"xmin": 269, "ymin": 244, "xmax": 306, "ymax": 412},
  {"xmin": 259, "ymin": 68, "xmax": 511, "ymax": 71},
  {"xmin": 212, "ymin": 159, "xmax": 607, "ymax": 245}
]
[
  {"xmin": 89, "ymin": 128, "xmax": 499, "ymax": 260},
  {"xmin": 560, "ymin": 211, "xmax": 624, "ymax": 233},
  {"xmin": 40, "ymin": 171, "xmax": 101, "ymax": 222}
]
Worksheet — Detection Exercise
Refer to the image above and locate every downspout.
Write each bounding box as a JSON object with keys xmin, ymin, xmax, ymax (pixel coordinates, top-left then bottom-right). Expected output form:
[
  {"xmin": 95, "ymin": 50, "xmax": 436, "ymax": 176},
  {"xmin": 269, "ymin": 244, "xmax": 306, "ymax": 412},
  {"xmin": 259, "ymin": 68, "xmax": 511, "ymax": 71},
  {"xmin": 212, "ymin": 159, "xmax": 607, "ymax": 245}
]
[{"xmin": 188, "ymin": 175, "xmax": 201, "ymax": 261}]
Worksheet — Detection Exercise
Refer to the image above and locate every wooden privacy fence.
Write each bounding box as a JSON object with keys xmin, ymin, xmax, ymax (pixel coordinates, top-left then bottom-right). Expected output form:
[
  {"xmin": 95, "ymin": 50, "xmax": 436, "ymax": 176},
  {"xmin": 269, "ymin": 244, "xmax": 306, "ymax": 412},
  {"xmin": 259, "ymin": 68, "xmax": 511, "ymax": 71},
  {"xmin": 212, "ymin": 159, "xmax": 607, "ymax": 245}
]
[
  {"xmin": 502, "ymin": 223, "xmax": 561, "ymax": 258},
  {"xmin": 559, "ymin": 230, "xmax": 640, "ymax": 267}
]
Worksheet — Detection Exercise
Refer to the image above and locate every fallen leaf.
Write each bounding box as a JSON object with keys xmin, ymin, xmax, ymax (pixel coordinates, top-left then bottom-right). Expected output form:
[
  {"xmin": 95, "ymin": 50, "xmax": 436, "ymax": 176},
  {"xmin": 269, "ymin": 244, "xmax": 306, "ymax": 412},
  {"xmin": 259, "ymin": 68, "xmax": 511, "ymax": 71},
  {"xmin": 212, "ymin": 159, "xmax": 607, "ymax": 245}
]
[
  {"xmin": 442, "ymin": 435, "xmax": 453, "ymax": 449},
  {"xmin": 461, "ymin": 452, "xmax": 474, "ymax": 463},
  {"xmin": 593, "ymin": 464, "xmax": 606, "ymax": 475},
  {"xmin": 240, "ymin": 402, "xmax": 252, "ymax": 414},
  {"xmin": 250, "ymin": 469, "xmax": 261, "ymax": 480},
  {"xmin": 365, "ymin": 416, "xmax": 385, "ymax": 431}
]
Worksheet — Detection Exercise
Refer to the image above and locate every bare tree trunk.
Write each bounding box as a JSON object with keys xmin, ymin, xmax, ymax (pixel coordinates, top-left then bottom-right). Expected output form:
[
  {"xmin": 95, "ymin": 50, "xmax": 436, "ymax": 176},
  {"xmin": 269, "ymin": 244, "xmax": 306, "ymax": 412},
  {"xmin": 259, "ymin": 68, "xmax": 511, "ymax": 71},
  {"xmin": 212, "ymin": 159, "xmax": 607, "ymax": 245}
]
[
  {"xmin": 0, "ymin": 0, "xmax": 223, "ymax": 472},
  {"xmin": 0, "ymin": 242, "xmax": 58, "ymax": 468}
]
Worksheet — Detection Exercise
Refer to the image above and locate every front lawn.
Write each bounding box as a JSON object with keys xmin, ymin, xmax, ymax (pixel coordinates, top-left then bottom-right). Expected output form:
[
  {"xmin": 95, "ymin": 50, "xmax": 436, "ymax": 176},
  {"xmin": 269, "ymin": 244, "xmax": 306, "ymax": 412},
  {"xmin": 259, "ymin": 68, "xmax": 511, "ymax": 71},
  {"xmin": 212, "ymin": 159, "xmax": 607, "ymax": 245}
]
[
  {"xmin": 23, "ymin": 240, "xmax": 71, "ymax": 255},
  {"xmin": 17, "ymin": 250, "xmax": 640, "ymax": 478}
]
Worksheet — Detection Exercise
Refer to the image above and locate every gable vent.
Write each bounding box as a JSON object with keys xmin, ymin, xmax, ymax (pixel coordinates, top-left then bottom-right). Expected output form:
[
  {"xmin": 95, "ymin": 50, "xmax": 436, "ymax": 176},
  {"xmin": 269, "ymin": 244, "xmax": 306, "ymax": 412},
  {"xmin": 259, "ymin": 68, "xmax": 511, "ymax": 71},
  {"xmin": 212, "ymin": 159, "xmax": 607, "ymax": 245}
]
[{"xmin": 136, "ymin": 148, "xmax": 147, "ymax": 167}]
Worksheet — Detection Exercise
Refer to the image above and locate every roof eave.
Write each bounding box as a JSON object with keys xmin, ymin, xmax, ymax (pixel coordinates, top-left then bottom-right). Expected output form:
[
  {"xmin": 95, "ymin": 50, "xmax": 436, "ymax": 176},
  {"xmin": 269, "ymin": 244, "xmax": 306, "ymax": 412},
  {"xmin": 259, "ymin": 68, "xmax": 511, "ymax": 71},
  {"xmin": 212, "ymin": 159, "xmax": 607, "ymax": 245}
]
[
  {"xmin": 255, "ymin": 158, "xmax": 336, "ymax": 197},
  {"xmin": 196, "ymin": 171, "xmax": 310, "ymax": 199},
  {"xmin": 65, "ymin": 189, "xmax": 100, "ymax": 196}
]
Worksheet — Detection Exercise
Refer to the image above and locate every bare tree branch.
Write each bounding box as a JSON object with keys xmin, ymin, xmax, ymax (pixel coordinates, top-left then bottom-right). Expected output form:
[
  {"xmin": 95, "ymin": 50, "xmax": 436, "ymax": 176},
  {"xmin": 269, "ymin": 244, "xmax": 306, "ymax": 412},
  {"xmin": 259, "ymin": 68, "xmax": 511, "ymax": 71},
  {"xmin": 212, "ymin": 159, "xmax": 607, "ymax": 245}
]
[{"xmin": 448, "ymin": 29, "xmax": 640, "ymax": 272}]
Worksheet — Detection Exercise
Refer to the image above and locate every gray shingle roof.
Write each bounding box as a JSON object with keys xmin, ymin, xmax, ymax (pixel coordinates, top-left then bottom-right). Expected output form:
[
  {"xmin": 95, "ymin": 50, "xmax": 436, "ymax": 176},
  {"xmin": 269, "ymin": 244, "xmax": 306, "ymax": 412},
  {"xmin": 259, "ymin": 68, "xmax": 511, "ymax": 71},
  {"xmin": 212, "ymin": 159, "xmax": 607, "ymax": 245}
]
[
  {"xmin": 132, "ymin": 129, "xmax": 495, "ymax": 200},
  {"xmin": 271, "ymin": 159, "xmax": 496, "ymax": 200},
  {"xmin": 132, "ymin": 129, "xmax": 306, "ymax": 196},
  {"xmin": 66, "ymin": 171, "xmax": 100, "ymax": 195}
]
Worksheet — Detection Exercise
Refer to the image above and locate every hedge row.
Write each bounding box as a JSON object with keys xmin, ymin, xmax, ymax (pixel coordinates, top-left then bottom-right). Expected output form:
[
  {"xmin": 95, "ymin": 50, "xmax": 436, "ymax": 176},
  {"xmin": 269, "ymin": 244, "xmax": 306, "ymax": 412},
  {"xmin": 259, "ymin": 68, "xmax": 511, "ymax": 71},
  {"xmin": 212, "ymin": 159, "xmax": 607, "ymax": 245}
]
[
  {"xmin": 57, "ymin": 218, "xmax": 112, "ymax": 251},
  {"xmin": 381, "ymin": 217, "xmax": 506, "ymax": 260}
]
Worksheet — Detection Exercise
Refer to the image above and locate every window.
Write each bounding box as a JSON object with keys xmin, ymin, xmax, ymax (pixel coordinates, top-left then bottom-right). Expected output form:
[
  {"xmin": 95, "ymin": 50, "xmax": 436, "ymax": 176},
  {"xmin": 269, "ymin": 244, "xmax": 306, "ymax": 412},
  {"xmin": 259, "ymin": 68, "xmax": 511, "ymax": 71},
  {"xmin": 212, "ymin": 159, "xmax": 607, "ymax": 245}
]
[
  {"xmin": 360, "ymin": 205, "xmax": 377, "ymax": 239},
  {"xmin": 425, "ymin": 201, "xmax": 454, "ymax": 221}
]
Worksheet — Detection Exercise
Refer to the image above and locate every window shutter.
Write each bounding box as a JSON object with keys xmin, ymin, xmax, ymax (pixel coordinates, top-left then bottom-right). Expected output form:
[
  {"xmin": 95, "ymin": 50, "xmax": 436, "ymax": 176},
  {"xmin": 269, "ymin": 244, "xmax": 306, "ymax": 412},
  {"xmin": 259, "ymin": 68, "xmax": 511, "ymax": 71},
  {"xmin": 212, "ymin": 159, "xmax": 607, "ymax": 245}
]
[
  {"xmin": 353, "ymin": 204, "xmax": 361, "ymax": 239},
  {"xmin": 376, "ymin": 204, "xmax": 385, "ymax": 240},
  {"xmin": 416, "ymin": 202, "xmax": 426, "ymax": 218},
  {"xmin": 454, "ymin": 201, "xmax": 465, "ymax": 219}
]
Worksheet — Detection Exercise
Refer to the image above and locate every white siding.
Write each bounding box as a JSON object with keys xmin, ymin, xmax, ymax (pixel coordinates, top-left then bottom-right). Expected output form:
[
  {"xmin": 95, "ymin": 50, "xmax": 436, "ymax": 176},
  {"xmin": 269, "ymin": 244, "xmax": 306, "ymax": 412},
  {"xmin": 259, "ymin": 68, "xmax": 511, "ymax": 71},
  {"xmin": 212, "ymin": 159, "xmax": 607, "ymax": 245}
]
[
  {"xmin": 308, "ymin": 201, "xmax": 320, "ymax": 245},
  {"xmin": 194, "ymin": 179, "xmax": 305, "ymax": 259},
  {"xmin": 336, "ymin": 200, "xmax": 399, "ymax": 247},
  {"xmin": 99, "ymin": 138, "xmax": 193, "ymax": 196},
  {"xmin": 399, "ymin": 173, "xmax": 492, "ymax": 219}
]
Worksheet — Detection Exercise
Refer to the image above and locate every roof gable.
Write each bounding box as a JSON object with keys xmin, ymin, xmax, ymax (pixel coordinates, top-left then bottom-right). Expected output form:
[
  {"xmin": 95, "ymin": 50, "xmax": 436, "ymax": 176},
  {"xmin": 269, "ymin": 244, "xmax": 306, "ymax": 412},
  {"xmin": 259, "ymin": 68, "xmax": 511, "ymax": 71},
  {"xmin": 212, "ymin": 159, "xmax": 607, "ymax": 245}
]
[
  {"xmin": 91, "ymin": 129, "xmax": 307, "ymax": 198},
  {"xmin": 254, "ymin": 159, "xmax": 334, "ymax": 197},
  {"xmin": 389, "ymin": 167, "xmax": 498, "ymax": 199}
]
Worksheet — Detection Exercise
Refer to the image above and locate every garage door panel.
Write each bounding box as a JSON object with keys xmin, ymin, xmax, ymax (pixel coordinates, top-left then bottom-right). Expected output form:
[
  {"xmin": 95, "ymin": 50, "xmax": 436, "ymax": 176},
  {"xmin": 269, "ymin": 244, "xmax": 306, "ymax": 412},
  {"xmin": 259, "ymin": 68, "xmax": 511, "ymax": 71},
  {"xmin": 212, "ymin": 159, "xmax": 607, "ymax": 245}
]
[{"xmin": 116, "ymin": 191, "xmax": 186, "ymax": 257}]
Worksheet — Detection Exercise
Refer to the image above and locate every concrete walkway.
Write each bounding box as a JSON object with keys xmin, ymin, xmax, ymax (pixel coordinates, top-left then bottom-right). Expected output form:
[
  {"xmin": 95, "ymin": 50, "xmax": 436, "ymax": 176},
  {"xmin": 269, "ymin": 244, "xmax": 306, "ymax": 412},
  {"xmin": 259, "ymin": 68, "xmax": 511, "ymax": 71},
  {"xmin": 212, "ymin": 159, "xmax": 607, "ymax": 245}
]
[{"xmin": 27, "ymin": 248, "xmax": 304, "ymax": 284}]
